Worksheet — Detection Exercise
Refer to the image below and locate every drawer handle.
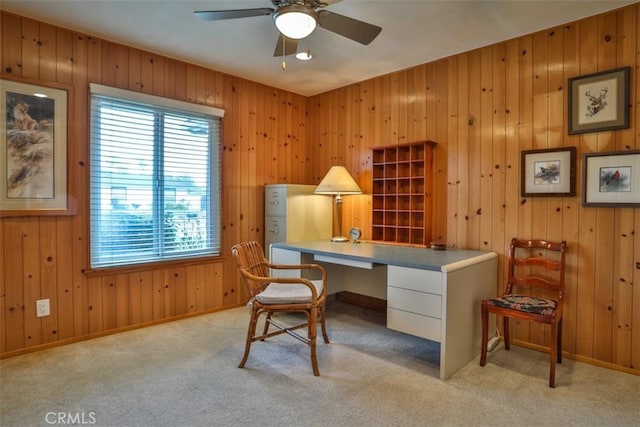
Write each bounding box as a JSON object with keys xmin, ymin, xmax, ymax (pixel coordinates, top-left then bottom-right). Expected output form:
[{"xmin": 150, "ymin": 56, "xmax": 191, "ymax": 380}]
[
  {"xmin": 270, "ymin": 201, "xmax": 280, "ymax": 205},
  {"xmin": 270, "ymin": 230, "xmax": 279, "ymax": 234}
]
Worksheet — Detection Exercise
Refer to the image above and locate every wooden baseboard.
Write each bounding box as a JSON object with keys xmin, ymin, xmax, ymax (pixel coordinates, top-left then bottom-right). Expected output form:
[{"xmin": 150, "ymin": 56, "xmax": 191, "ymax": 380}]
[
  {"xmin": 0, "ymin": 304, "xmax": 244, "ymax": 360},
  {"xmin": 511, "ymin": 339, "xmax": 639, "ymax": 377},
  {"xmin": 334, "ymin": 291, "xmax": 386, "ymax": 313}
]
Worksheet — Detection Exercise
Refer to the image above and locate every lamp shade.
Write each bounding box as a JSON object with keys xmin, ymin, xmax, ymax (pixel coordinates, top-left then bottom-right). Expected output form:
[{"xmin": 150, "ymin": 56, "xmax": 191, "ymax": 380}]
[
  {"xmin": 314, "ymin": 166, "xmax": 362, "ymax": 195},
  {"xmin": 273, "ymin": 4, "xmax": 318, "ymax": 40}
]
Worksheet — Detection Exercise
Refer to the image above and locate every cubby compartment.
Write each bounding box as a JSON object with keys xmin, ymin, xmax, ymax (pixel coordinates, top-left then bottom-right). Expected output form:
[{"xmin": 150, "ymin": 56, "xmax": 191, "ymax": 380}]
[
  {"xmin": 397, "ymin": 195, "xmax": 411, "ymax": 211},
  {"xmin": 397, "ymin": 228, "xmax": 410, "ymax": 244},
  {"xmin": 397, "ymin": 178, "xmax": 411, "ymax": 194},
  {"xmin": 372, "ymin": 195, "xmax": 385, "ymax": 210},
  {"xmin": 384, "ymin": 164, "xmax": 397, "ymax": 179},
  {"xmin": 370, "ymin": 141, "xmax": 435, "ymax": 246},
  {"xmin": 398, "ymin": 212, "xmax": 410, "ymax": 227}
]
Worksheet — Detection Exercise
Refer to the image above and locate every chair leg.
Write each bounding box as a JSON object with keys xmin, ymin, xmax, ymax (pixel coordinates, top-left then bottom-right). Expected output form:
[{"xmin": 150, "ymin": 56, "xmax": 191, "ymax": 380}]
[
  {"xmin": 320, "ymin": 303, "xmax": 330, "ymax": 344},
  {"xmin": 549, "ymin": 322, "xmax": 558, "ymax": 388},
  {"xmin": 557, "ymin": 318, "xmax": 563, "ymax": 364},
  {"xmin": 480, "ymin": 303, "xmax": 489, "ymax": 366},
  {"xmin": 503, "ymin": 316, "xmax": 511, "ymax": 350},
  {"xmin": 261, "ymin": 312, "xmax": 272, "ymax": 340},
  {"xmin": 309, "ymin": 307, "xmax": 320, "ymax": 376},
  {"xmin": 239, "ymin": 306, "xmax": 259, "ymax": 369}
]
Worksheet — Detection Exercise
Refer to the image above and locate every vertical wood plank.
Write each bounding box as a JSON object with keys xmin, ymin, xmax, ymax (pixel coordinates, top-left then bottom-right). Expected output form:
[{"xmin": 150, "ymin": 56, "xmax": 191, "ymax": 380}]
[
  {"xmin": 101, "ymin": 41, "xmax": 117, "ymax": 87},
  {"xmin": 22, "ymin": 218, "xmax": 41, "ymax": 347},
  {"xmin": 491, "ymin": 43, "xmax": 507, "ymax": 292},
  {"xmin": 561, "ymin": 20, "xmax": 580, "ymax": 356},
  {"xmin": 71, "ymin": 31, "xmax": 90, "ymax": 338},
  {"xmin": 101, "ymin": 275, "xmax": 117, "ymax": 331},
  {"xmin": 20, "ymin": 18, "xmax": 39, "ymax": 78},
  {"xmin": 172, "ymin": 267, "xmax": 187, "ymax": 315},
  {"xmin": 515, "ymin": 34, "xmax": 534, "ymax": 342},
  {"xmin": 38, "ymin": 22, "xmax": 57, "ymax": 82},
  {"xmin": 152, "ymin": 269, "xmax": 165, "ymax": 320},
  {"xmin": 128, "ymin": 272, "xmax": 142, "ymax": 325},
  {"xmin": 455, "ymin": 54, "xmax": 470, "ymax": 250},
  {"xmin": 575, "ymin": 16, "xmax": 599, "ymax": 359},
  {"xmin": 446, "ymin": 57, "xmax": 459, "ymax": 247},
  {"xmin": 87, "ymin": 276, "xmax": 103, "ymax": 333},
  {"xmin": 479, "ymin": 48, "xmax": 494, "ymax": 254},
  {"xmin": 592, "ymin": 10, "xmax": 619, "ymax": 363},
  {"xmin": 467, "ymin": 50, "xmax": 482, "ymax": 250},
  {"xmin": 115, "ymin": 273, "xmax": 129, "ymax": 327},
  {"xmin": 55, "ymin": 28, "xmax": 73, "ymax": 84},
  {"xmin": 55, "ymin": 218, "xmax": 74, "ymax": 340},
  {"xmin": 3, "ymin": 219, "xmax": 25, "ymax": 351},
  {"xmin": 2, "ymin": 13, "xmax": 23, "ymax": 76},
  {"xmin": 40, "ymin": 217, "xmax": 58, "ymax": 344},
  {"xmin": 530, "ymin": 31, "xmax": 549, "ymax": 346},
  {"xmin": 139, "ymin": 271, "xmax": 154, "ymax": 322}
]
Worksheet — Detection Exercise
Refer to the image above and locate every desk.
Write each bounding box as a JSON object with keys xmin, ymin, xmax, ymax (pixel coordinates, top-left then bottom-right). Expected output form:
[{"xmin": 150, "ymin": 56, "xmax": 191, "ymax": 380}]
[{"xmin": 270, "ymin": 240, "xmax": 497, "ymax": 380}]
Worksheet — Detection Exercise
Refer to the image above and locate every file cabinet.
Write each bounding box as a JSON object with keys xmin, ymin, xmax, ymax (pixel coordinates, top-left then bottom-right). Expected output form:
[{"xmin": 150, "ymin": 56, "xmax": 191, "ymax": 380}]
[{"xmin": 264, "ymin": 184, "xmax": 332, "ymax": 253}]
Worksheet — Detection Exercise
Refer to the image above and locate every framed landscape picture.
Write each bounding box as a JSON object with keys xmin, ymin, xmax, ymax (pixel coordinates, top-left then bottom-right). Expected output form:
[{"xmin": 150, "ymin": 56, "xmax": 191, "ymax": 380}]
[
  {"xmin": 0, "ymin": 76, "xmax": 74, "ymax": 216},
  {"xmin": 583, "ymin": 150, "xmax": 640, "ymax": 207}
]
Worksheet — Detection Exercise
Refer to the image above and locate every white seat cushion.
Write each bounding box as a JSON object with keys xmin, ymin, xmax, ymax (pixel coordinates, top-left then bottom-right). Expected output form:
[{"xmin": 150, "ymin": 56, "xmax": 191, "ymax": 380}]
[{"xmin": 255, "ymin": 280, "xmax": 324, "ymax": 305}]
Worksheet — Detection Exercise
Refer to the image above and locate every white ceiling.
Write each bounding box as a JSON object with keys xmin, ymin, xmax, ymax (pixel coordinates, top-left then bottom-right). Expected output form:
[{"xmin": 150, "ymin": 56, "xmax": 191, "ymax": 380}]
[{"xmin": 1, "ymin": 0, "xmax": 635, "ymax": 96}]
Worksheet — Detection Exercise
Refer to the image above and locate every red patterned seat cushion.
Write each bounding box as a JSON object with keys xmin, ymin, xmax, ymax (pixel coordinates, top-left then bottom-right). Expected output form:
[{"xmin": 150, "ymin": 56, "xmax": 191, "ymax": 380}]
[{"xmin": 486, "ymin": 294, "xmax": 557, "ymax": 316}]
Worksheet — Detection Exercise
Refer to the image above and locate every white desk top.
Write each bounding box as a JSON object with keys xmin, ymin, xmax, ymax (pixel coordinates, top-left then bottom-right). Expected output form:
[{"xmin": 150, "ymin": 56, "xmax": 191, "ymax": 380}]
[{"xmin": 270, "ymin": 240, "xmax": 496, "ymax": 272}]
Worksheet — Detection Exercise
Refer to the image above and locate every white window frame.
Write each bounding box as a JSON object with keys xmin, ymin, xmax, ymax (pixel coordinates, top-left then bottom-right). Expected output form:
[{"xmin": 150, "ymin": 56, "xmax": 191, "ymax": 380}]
[{"xmin": 89, "ymin": 84, "xmax": 224, "ymax": 269}]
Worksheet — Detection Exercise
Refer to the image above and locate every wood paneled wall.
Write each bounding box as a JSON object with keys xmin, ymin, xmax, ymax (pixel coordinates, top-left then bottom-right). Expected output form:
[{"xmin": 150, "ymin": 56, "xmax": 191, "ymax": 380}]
[
  {"xmin": 1, "ymin": 5, "xmax": 639, "ymax": 375},
  {"xmin": 310, "ymin": 5, "xmax": 639, "ymax": 373},
  {"xmin": 0, "ymin": 11, "xmax": 312, "ymax": 356}
]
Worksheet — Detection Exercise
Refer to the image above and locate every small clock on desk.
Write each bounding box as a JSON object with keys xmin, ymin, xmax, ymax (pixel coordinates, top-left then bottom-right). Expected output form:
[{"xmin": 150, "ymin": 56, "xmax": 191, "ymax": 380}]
[{"xmin": 348, "ymin": 227, "xmax": 362, "ymax": 243}]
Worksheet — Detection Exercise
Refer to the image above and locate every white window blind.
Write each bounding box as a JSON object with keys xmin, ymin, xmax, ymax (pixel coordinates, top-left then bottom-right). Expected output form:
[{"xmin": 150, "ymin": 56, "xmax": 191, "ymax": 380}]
[{"xmin": 89, "ymin": 84, "xmax": 224, "ymax": 268}]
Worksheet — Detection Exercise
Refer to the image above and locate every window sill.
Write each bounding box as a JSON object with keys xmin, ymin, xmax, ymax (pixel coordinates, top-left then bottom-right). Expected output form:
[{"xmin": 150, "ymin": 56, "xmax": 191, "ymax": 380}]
[{"xmin": 84, "ymin": 255, "xmax": 224, "ymax": 278}]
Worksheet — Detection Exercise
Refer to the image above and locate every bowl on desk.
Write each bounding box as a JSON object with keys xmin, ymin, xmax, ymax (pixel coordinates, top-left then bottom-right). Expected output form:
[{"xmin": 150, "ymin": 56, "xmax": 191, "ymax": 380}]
[{"xmin": 430, "ymin": 242, "xmax": 446, "ymax": 251}]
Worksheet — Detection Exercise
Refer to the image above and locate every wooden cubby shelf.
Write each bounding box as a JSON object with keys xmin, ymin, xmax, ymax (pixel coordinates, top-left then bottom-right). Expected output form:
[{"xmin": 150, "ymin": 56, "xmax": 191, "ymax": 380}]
[{"xmin": 371, "ymin": 141, "xmax": 436, "ymax": 246}]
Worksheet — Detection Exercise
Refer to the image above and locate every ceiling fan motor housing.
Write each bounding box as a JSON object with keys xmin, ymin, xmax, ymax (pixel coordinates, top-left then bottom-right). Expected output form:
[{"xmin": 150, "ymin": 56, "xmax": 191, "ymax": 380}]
[{"xmin": 273, "ymin": 3, "xmax": 319, "ymax": 39}]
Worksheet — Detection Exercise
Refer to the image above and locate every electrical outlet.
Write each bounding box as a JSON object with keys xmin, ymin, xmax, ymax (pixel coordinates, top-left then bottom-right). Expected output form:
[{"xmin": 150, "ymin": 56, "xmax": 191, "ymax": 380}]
[
  {"xmin": 487, "ymin": 336, "xmax": 500, "ymax": 352},
  {"xmin": 36, "ymin": 299, "xmax": 50, "ymax": 317}
]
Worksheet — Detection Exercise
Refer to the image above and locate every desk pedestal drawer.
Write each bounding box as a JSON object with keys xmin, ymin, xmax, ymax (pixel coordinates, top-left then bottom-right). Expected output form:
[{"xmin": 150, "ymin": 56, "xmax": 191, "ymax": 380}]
[
  {"xmin": 387, "ymin": 286, "xmax": 441, "ymax": 318},
  {"xmin": 387, "ymin": 308, "xmax": 441, "ymax": 342}
]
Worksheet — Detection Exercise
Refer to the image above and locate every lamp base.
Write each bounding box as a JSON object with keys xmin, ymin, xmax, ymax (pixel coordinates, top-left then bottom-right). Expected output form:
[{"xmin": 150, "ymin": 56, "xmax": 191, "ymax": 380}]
[{"xmin": 331, "ymin": 236, "xmax": 349, "ymax": 242}]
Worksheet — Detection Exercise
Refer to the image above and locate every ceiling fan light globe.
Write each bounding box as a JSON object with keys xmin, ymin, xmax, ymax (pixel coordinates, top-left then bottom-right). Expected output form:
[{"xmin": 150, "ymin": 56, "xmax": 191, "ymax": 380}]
[{"xmin": 273, "ymin": 4, "xmax": 318, "ymax": 39}]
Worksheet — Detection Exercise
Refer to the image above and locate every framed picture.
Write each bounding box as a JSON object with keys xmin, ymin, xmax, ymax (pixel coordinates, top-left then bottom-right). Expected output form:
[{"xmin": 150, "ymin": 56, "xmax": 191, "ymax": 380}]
[
  {"xmin": 568, "ymin": 67, "xmax": 630, "ymax": 134},
  {"xmin": 521, "ymin": 147, "xmax": 576, "ymax": 197},
  {"xmin": 583, "ymin": 150, "xmax": 640, "ymax": 207},
  {"xmin": 0, "ymin": 76, "xmax": 74, "ymax": 216}
]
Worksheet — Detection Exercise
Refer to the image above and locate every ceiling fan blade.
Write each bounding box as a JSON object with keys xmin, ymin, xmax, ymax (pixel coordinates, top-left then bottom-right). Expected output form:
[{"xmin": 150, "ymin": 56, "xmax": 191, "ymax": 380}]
[
  {"xmin": 273, "ymin": 34, "xmax": 299, "ymax": 57},
  {"xmin": 194, "ymin": 8, "xmax": 273, "ymax": 21},
  {"xmin": 317, "ymin": 10, "xmax": 382, "ymax": 45}
]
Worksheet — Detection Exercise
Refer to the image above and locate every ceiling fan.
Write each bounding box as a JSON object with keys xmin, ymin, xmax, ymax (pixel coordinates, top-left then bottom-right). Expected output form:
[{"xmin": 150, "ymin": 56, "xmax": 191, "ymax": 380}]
[{"xmin": 194, "ymin": 0, "xmax": 382, "ymax": 57}]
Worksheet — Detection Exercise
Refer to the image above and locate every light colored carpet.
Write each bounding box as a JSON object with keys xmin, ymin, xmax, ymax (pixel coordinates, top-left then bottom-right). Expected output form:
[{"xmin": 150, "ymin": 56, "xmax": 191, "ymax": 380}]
[{"xmin": 1, "ymin": 300, "xmax": 638, "ymax": 427}]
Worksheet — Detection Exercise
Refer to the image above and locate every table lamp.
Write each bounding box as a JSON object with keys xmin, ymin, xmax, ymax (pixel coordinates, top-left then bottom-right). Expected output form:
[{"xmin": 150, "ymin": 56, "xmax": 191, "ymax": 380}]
[{"xmin": 314, "ymin": 166, "xmax": 362, "ymax": 242}]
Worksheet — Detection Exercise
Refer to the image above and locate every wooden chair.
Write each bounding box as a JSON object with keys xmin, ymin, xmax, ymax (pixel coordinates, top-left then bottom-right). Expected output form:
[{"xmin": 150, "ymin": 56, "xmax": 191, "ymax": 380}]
[
  {"xmin": 480, "ymin": 238, "xmax": 567, "ymax": 387},
  {"xmin": 231, "ymin": 241, "xmax": 330, "ymax": 376}
]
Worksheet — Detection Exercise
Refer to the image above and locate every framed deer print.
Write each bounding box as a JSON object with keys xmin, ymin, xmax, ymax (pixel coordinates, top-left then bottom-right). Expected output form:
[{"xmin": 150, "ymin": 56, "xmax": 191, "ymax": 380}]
[
  {"xmin": 568, "ymin": 67, "xmax": 630, "ymax": 134},
  {"xmin": 0, "ymin": 75, "xmax": 75, "ymax": 216}
]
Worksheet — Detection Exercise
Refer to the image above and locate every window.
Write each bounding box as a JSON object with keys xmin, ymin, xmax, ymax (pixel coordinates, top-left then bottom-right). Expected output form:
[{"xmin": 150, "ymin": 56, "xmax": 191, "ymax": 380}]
[{"xmin": 89, "ymin": 84, "xmax": 224, "ymax": 269}]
